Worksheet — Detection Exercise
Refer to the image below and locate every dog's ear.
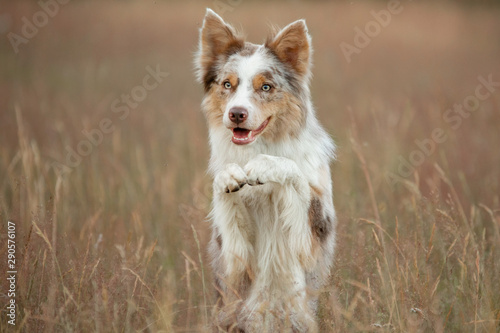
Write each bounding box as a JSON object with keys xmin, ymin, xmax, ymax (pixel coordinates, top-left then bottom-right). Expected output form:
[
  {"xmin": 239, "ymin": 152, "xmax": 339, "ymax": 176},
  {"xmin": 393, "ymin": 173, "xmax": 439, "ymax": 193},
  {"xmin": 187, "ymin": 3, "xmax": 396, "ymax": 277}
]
[
  {"xmin": 265, "ymin": 20, "xmax": 311, "ymax": 77},
  {"xmin": 196, "ymin": 9, "xmax": 244, "ymax": 90}
]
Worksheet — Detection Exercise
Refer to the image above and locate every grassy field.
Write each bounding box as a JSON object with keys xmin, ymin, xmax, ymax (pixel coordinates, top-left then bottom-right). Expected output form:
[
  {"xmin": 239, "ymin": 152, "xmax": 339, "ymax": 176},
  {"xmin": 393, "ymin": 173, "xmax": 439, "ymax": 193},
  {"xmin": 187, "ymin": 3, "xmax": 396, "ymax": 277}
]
[{"xmin": 1, "ymin": 1, "xmax": 499, "ymax": 332}]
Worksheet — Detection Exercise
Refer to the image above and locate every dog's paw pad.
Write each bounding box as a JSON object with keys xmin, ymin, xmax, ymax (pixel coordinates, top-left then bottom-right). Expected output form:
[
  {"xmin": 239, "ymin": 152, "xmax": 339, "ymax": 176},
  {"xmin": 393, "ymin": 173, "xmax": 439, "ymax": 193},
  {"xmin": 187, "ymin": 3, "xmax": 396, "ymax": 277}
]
[
  {"xmin": 247, "ymin": 178, "xmax": 264, "ymax": 186},
  {"xmin": 225, "ymin": 182, "xmax": 246, "ymax": 193}
]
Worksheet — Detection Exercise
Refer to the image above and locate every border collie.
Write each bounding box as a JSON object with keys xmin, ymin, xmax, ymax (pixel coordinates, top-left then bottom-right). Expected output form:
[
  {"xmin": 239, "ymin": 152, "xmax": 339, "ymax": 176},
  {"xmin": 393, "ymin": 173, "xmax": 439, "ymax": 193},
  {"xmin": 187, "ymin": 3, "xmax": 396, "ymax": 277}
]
[{"xmin": 195, "ymin": 9, "xmax": 336, "ymax": 332}]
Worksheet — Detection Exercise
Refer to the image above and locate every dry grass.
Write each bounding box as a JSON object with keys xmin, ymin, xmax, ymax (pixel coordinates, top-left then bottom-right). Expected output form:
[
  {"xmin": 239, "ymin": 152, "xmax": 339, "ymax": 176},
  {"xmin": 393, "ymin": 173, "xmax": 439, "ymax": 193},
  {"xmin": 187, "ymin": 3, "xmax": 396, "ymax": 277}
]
[{"xmin": 1, "ymin": 1, "xmax": 499, "ymax": 332}]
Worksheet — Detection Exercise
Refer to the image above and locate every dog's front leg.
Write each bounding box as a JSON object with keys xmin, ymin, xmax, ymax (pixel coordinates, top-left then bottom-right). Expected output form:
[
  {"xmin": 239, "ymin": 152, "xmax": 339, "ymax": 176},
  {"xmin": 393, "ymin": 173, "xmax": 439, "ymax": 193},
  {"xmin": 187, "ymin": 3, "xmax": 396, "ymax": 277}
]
[
  {"xmin": 212, "ymin": 163, "xmax": 255, "ymax": 289},
  {"xmin": 244, "ymin": 154, "xmax": 314, "ymax": 269},
  {"xmin": 240, "ymin": 154, "xmax": 320, "ymax": 332}
]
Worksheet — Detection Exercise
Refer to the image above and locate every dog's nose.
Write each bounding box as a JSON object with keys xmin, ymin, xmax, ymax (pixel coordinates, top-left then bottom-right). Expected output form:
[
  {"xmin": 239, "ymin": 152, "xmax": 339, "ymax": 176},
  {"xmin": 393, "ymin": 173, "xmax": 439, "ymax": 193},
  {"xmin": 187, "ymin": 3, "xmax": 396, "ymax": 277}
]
[{"xmin": 229, "ymin": 107, "xmax": 248, "ymax": 125}]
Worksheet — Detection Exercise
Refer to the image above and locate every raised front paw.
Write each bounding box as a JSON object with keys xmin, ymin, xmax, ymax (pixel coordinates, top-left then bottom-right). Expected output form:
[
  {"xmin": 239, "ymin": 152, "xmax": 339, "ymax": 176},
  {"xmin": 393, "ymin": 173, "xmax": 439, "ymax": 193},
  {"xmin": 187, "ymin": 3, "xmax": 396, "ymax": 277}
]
[
  {"xmin": 214, "ymin": 163, "xmax": 248, "ymax": 194},
  {"xmin": 244, "ymin": 154, "xmax": 294, "ymax": 186}
]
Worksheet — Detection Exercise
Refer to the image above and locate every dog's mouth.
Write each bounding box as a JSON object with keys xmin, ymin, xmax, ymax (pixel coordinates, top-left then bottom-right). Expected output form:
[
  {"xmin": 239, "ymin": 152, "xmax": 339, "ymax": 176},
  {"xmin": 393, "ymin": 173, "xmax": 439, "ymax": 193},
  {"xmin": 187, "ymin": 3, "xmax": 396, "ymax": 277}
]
[{"xmin": 231, "ymin": 117, "xmax": 270, "ymax": 145}]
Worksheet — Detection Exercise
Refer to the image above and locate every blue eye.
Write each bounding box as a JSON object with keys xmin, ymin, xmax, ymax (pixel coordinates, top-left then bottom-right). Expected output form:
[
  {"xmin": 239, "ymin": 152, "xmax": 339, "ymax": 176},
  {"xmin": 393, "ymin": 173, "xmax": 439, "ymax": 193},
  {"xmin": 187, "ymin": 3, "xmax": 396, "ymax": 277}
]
[
  {"xmin": 224, "ymin": 81, "xmax": 232, "ymax": 89},
  {"xmin": 262, "ymin": 84, "xmax": 271, "ymax": 92}
]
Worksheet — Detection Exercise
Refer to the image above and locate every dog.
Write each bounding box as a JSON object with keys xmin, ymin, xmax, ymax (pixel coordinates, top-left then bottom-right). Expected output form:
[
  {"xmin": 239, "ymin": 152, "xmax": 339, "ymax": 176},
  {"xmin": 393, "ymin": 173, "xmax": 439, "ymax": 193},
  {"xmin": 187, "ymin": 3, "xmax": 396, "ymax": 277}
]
[{"xmin": 195, "ymin": 9, "xmax": 336, "ymax": 332}]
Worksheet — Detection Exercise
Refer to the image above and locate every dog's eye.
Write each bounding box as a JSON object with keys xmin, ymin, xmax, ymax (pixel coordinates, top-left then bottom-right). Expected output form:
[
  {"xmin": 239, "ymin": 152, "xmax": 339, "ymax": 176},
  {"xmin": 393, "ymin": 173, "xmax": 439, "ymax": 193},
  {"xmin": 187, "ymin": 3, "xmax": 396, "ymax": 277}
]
[
  {"xmin": 261, "ymin": 84, "xmax": 272, "ymax": 92},
  {"xmin": 224, "ymin": 81, "xmax": 232, "ymax": 89}
]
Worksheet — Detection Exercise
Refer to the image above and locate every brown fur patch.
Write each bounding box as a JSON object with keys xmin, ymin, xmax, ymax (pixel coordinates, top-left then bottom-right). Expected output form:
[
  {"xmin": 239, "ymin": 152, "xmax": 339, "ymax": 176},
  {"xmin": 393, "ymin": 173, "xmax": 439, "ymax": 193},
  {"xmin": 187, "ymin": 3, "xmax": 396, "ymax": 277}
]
[
  {"xmin": 308, "ymin": 196, "xmax": 331, "ymax": 243},
  {"xmin": 265, "ymin": 21, "xmax": 310, "ymax": 77},
  {"xmin": 260, "ymin": 92, "xmax": 306, "ymax": 142},
  {"xmin": 199, "ymin": 11, "xmax": 244, "ymax": 91},
  {"xmin": 202, "ymin": 92, "xmax": 226, "ymax": 130},
  {"xmin": 252, "ymin": 73, "xmax": 271, "ymax": 91},
  {"xmin": 225, "ymin": 73, "xmax": 239, "ymax": 89},
  {"xmin": 202, "ymin": 73, "xmax": 240, "ymax": 130}
]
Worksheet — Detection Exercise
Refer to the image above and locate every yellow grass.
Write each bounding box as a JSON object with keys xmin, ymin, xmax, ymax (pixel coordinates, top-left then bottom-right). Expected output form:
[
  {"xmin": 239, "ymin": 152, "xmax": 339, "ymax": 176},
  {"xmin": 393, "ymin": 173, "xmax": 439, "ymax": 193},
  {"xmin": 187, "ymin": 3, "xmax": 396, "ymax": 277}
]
[{"xmin": 1, "ymin": 1, "xmax": 499, "ymax": 332}]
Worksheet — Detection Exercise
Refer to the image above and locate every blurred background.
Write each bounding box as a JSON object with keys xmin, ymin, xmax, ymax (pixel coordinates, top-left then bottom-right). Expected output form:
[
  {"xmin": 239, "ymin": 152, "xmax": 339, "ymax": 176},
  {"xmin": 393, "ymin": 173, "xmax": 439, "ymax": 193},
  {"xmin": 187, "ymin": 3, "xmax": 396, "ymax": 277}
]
[{"xmin": 1, "ymin": 0, "xmax": 499, "ymax": 332}]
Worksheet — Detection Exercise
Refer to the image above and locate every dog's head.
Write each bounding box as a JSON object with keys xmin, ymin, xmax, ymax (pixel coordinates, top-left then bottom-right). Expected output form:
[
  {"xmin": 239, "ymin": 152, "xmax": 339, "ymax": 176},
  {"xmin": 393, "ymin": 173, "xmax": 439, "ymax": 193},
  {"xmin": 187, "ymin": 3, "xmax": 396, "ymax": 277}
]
[{"xmin": 195, "ymin": 9, "xmax": 312, "ymax": 146}]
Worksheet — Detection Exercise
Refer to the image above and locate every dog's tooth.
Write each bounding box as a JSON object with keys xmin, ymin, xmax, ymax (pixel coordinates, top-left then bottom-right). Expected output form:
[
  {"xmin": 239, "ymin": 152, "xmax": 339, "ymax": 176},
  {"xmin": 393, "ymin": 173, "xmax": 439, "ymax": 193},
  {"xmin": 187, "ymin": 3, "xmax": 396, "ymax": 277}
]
[{"xmin": 248, "ymin": 131, "xmax": 252, "ymax": 138}]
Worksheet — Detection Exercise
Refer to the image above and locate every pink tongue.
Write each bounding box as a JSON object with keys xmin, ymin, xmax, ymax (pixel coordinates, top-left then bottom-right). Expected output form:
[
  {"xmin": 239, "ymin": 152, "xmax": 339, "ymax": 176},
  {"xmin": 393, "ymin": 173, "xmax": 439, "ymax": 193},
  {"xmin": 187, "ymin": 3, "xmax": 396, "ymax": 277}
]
[{"xmin": 233, "ymin": 128, "xmax": 251, "ymax": 139}]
